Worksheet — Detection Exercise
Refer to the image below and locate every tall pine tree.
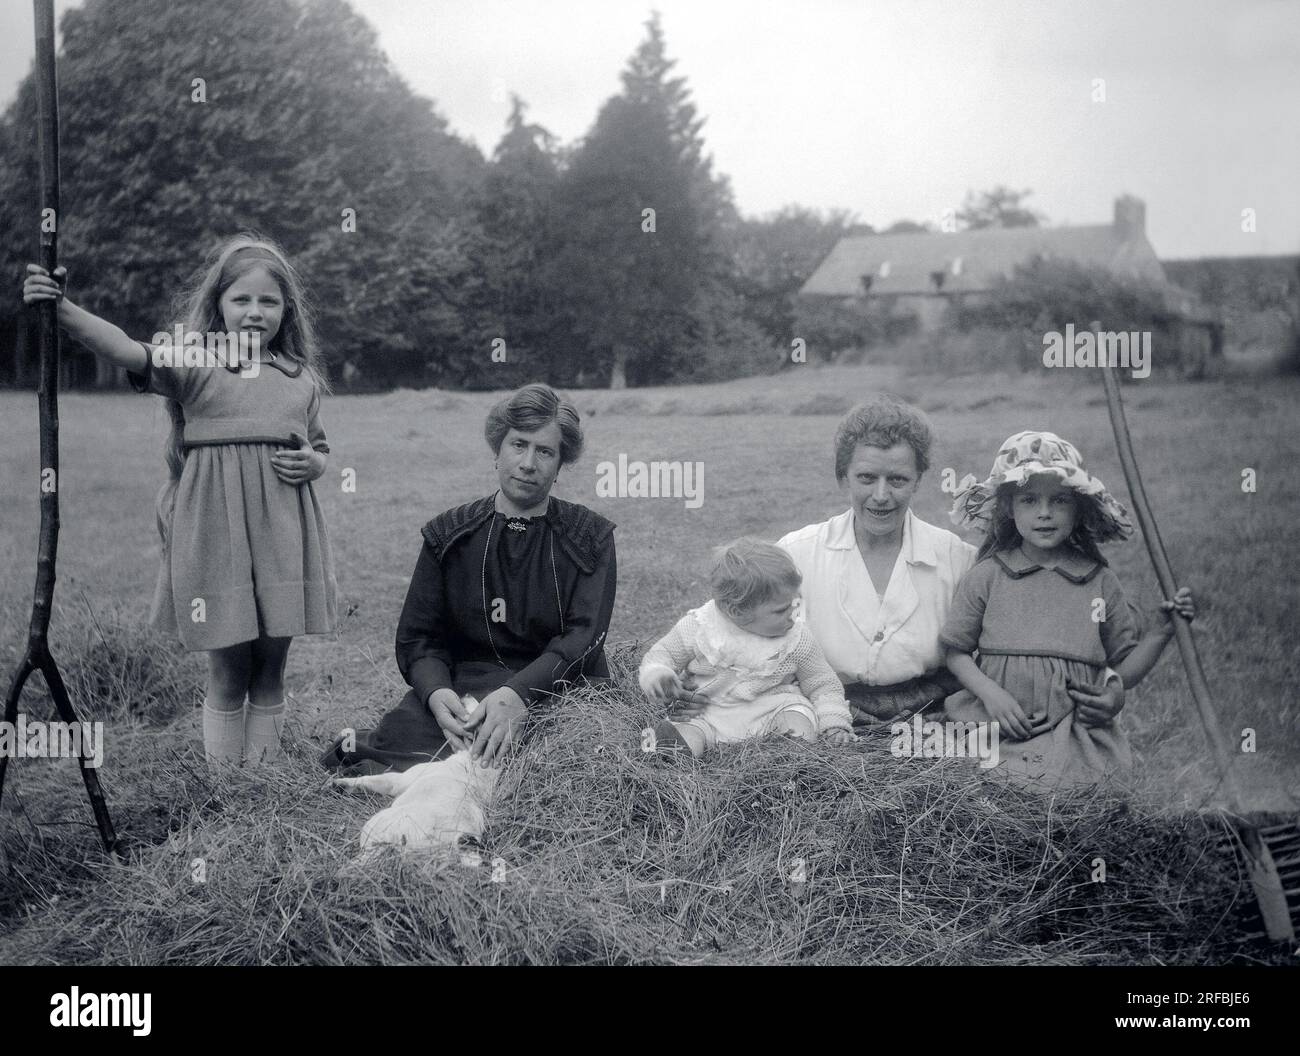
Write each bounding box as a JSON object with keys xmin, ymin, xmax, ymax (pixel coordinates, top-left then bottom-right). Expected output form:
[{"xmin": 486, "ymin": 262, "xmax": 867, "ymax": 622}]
[
  {"xmin": 553, "ymin": 13, "xmax": 736, "ymax": 387},
  {"xmin": 470, "ymin": 97, "xmax": 566, "ymax": 388}
]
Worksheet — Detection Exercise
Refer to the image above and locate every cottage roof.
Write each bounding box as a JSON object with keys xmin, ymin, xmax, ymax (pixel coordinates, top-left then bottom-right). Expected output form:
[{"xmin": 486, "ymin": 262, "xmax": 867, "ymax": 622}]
[{"xmin": 800, "ymin": 223, "xmax": 1168, "ymax": 297}]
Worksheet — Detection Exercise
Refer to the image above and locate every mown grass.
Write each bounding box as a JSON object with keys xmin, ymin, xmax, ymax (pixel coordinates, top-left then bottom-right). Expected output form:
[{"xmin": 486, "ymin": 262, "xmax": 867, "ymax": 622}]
[{"xmin": 0, "ymin": 358, "xmax": 1297, "ymax": 964}]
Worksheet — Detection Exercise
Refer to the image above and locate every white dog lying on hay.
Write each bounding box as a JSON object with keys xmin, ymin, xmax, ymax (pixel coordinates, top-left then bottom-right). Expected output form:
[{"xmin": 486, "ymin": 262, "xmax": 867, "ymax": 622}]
[{"xmin": 333, "ymin": 696, "xmax": 499, "ymax": 853}]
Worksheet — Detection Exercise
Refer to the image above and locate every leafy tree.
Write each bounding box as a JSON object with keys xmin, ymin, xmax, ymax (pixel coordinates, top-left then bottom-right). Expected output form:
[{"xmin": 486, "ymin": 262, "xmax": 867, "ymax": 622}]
[
  {"xmin": 0, "ymin": 0, "xmax": 487, "ymax": 390},
  {"xmin": 733, "ymin": 205, "xmax": 859, "ymax": 347},
  {"xmin": 550, "ymin": 13, "xmax": 736, "ymax": 387},
  {"xmin": 962, "ymin": 256, "xmax": 1177, "ymax": 371},
  {"xmin": 976, "ymin": 257, "xmax": 1166, "ymax": 330},
  {"xmin": 469, "ymin": 96, "xmax": 567, "ymax": 388},
  {"xmin": 956, "ymin": 186, "xmax": 1044, "ymax": 230},
  {"xmin": 791, "ymin": 297, "xmax": 887, "ymax": 362}
]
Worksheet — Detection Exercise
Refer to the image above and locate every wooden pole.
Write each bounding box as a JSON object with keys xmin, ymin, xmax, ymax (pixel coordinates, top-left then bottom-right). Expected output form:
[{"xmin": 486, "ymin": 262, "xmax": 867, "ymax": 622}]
[
  {"xmin": 0, "ymin": 0, "xmax": 120, "ymax": 855},
  {"xmin": 1099, "ymin": 366, "xmax": 1239, "ymax": 790},
  {"xmin": 1096, "ymin": 325, "xmax": 1291, "ymax": 941}
]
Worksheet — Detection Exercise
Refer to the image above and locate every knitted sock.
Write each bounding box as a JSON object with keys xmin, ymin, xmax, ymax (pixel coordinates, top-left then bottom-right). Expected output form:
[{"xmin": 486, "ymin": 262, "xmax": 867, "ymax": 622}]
[
  {"xmin": 202, "ymin": 699, "xmax": 246, "ymax": 766},
  {"xmin": 245, "ymin": 700, "xmax": 286, "ymax": 763}
]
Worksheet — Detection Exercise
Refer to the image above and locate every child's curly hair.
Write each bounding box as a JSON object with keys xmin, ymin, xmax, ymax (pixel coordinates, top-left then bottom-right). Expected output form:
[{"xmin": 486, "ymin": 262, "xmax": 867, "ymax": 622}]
[{"xmin": 976, "ymin": 482, "xmax": 1110, "ymax": 565}]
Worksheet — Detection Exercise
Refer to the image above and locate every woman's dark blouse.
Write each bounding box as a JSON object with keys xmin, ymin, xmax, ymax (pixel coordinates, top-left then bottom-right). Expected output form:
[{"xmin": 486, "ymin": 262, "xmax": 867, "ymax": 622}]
[{"xmin": 395, "ymin": 495, "xmax": 617, "ymax": 709}]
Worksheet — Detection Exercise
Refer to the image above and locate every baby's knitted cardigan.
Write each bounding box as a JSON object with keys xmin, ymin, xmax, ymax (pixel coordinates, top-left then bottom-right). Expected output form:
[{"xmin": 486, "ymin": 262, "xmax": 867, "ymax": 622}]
[{"xmin": 639, "ymin": 601, "xmax": 852, "ymax": 732}]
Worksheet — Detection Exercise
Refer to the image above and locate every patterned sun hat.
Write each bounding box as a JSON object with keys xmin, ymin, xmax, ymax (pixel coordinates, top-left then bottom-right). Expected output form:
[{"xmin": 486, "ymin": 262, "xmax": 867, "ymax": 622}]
[{"xmin": 949, "ymin": 430, "xmax": 1133, "ymax": 541}]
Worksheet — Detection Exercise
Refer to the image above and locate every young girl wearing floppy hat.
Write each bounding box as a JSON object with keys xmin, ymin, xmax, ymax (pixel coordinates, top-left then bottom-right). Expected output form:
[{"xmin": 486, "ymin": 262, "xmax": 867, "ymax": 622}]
[{"xmin": 940, "ymin": 431, "xmax": 1196, "ymax": 788}]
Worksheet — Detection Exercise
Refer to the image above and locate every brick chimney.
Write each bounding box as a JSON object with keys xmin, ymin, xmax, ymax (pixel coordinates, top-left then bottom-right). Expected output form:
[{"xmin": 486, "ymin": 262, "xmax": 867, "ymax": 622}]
[{"xmin": 1114, "ymin": 195, "xmax": 1146, "ymax": 241}]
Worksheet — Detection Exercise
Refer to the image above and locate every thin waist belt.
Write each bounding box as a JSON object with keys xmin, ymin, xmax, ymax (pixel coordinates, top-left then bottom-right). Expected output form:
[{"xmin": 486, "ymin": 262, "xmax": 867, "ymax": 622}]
[
  {"xmin": 183, "ymin": 435, "xmax": 292, "ymax": 448},
  {"xmin": 183, "ymin": 436, "xmax": 329, "ymax": 453}
]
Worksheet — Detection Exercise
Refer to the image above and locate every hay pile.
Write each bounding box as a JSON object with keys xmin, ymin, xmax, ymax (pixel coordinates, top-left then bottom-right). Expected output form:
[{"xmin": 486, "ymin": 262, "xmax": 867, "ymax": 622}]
[{"xmin": 0, "ymin": 674, "xmax": 1266, "ymax": 965}]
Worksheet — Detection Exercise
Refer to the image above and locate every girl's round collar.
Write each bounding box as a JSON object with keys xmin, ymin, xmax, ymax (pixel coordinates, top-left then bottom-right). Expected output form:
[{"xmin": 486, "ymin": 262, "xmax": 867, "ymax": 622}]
[
  {"xmin": 222, "ymin": 351, "xmax": 303, "ymax": 378},
  {"xmin": 993, "ymin": 546, "xmax": 1102, "ymax": 584}
]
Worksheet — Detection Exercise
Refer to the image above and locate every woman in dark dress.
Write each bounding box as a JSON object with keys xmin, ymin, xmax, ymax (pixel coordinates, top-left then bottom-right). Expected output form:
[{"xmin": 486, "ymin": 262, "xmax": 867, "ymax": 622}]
[{"xmin": 321, "ymin": 383, "xmax": 616, "ymax": 773}]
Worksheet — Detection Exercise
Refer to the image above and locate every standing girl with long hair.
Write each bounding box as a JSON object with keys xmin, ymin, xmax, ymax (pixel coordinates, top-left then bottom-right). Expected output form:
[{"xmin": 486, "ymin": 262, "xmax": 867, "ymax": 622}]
[{"xmin": 23, "ymin": 234, "xmax": 337, "ymax": 765}]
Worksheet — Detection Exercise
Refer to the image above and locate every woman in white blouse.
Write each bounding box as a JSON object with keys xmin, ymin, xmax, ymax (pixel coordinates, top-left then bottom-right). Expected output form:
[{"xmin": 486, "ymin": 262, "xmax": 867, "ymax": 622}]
[{"xmin": 778, "ymin": 395, "xmax": 976, "ymax": 723}]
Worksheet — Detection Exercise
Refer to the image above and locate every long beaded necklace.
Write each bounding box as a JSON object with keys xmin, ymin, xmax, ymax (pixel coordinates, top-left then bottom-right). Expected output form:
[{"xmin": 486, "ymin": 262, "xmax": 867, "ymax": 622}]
[{"xmin": 480, "ymin": 506, "xmax": 566, "ymax": 669}]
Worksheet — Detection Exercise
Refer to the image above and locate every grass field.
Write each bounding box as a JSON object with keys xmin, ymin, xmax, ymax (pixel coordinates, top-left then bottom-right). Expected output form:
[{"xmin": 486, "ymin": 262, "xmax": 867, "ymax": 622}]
[{"xmin": 0, "ymin": 358, "xmax": 1297, "ymax": 964}]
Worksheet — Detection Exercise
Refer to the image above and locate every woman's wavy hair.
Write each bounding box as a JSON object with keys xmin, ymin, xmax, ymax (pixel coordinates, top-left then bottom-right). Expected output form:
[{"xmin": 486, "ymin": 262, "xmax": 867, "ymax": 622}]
[
  {"xmin": 484, "ymin": 383, "xmax": 583, "ymax": 465},
  {"xmin": 160, "ymin": 234, "xmax": 329, "ymax": 483},
  {"xmin": 975, "ymin": 482, "xmax": 1110, "ymax": 565},
  {"xmin": 833, "ymin": 394, "xmax": 933, "ymax": 481}
]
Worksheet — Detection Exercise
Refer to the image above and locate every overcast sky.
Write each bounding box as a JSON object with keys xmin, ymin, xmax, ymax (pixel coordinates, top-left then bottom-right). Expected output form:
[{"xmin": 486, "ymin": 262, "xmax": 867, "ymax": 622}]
[{"xmin": 1, "ymin": 0, "xmax": 1296, "ymax": 258}]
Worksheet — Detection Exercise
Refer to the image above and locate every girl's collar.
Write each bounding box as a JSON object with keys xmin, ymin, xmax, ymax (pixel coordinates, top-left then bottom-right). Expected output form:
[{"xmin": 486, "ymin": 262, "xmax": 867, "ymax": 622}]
[
  {"xmin": 222, "ymin": 351, "xmax": 303, "ymax": 378},
  {"xmin": 993, "ymin": 547, "xmax": 1102, "ymax": 584}
]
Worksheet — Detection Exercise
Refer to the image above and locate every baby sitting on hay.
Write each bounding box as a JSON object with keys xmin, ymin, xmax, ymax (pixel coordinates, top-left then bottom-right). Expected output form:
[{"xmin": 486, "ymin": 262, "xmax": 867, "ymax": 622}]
[{"xmin": 640, "ymin": 538, "xmax": 855, "ymax": 757}]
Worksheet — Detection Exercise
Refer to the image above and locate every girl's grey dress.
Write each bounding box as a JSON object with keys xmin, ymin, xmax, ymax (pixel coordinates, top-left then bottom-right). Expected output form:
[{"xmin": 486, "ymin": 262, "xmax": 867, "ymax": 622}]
[
  {"xmin": 129, "ymin": 349, "xmax": 337, "ymax": 651},
  {"xmin": 940, "ymin": 548, "xmax": 1141, "ymax": 788}
]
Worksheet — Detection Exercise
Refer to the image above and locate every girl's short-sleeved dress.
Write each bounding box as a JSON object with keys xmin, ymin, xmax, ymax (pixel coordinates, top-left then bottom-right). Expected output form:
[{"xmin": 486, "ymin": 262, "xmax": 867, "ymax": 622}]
[
  {"xmin": 940, "ymin": 548, "xmax": 1142, "ymax": 788},
  {"xmin": 129, "ymin": 346, "xmax": 338, "ymax": 651}
]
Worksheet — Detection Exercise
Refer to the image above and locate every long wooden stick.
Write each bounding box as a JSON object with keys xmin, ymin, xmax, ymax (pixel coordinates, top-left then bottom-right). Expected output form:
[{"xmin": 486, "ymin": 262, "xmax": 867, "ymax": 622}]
[
  {"xmin": 1097, "ymin": 337, "xmax": 1291, "ymax": 941},
  {"xmin": 1100, "ymin": 369, "xmax": 1239, "ymax": 792},
  {"xmin": 0, "ymin": 0, "xmax": 119, "ymax": 855}
]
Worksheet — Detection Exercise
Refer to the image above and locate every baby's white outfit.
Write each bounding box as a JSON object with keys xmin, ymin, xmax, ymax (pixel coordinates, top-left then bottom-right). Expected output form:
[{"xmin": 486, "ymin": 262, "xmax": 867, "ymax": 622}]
[{"xmin": 639, "ymin": 600, "xmax": 852, "ymax": 750}]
